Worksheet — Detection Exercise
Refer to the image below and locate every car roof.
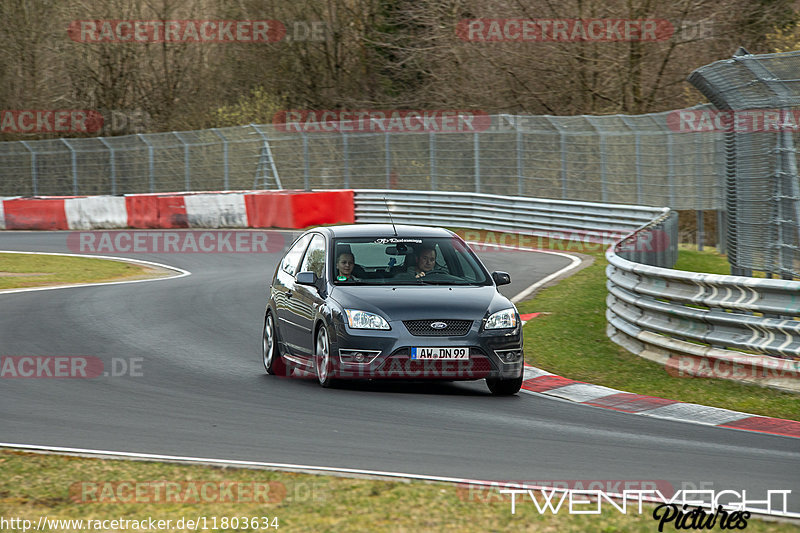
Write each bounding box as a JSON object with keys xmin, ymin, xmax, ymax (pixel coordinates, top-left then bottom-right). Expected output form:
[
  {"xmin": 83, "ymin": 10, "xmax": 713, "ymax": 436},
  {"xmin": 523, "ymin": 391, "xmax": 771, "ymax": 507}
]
[{"xmin": 319, "ymin": 224, "xmax": 456, "ymax": 238}]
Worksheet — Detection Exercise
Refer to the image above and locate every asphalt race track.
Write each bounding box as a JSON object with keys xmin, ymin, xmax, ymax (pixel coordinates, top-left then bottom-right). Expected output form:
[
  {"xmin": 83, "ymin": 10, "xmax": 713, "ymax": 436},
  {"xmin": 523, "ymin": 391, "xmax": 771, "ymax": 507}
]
[{"xmin": 1, "ymin": 231, "xmax": 798, "ymax": 514}]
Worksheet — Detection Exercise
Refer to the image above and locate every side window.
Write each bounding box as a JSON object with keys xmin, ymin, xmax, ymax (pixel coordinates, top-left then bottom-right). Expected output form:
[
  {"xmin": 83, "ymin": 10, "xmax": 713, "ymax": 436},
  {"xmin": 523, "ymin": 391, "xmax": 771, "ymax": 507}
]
[
  {"xmin": 300, "ymin": 234, "xmax": 326, "ymax": 278},
  {"xmin": 281, "ymin": 235, "xmax": 312, "ymax": 276}
]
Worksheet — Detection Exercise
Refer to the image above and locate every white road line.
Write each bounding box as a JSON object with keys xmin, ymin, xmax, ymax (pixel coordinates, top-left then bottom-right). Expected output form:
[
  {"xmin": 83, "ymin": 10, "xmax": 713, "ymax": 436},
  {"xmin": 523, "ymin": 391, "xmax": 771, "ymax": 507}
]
[
  {"xmin": 465, "ymin": 241, "xmax": 584, "ymax": 303},
  {"xmin": 0, "ymin": 250, "xmax": 190, "ymax": 294},
  {"xmin": 1, "ymin": 442, "xmax": 796, "ymax": 519}
]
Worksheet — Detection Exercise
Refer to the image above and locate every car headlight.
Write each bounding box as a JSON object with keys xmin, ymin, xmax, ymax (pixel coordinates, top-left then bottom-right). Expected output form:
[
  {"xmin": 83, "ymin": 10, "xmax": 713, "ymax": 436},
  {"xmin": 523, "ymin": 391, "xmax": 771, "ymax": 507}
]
[
  {"xmin": 485, "ymin": 308, "xmax": 517, "ymax": 329},
  {"xmin": 345, "ymin": 309, "xmax": 390, "ymax": 330}
]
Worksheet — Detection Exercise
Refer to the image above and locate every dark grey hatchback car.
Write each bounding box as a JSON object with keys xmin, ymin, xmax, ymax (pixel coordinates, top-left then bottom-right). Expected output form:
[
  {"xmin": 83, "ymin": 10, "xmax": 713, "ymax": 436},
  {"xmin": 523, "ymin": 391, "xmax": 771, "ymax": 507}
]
[{"xmin": 262, "ymin": 224, "xmax": 524, "ymax": 395}]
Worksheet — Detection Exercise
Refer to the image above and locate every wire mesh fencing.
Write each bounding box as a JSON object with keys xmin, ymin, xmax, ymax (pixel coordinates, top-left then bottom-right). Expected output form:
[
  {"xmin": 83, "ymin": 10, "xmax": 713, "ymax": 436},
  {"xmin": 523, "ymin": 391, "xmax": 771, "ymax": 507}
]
[{"xmin": 689, "ymin": 49, "xmax": 800, "ymax": 278}]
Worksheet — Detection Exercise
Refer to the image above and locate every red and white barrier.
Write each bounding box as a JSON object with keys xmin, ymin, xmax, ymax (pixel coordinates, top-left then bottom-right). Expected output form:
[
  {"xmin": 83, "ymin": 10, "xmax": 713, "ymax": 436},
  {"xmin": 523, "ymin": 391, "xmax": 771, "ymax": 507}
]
[
  {"xmin": 184, "ymin": 193, "xmax": 248, "ymax": 228},
  {"xmin": 0, "ymin": 190, "xmax": 355, "ymax": 231},
  {"xmin": 65, "ymin": 196, "xmax": 128, "ymax": 229}
]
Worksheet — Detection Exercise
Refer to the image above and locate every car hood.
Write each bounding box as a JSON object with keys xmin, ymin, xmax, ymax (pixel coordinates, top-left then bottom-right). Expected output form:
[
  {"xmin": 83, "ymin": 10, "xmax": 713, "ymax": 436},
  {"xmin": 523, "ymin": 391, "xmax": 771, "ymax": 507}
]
[{"xmin": 329, "ymin": 285, "xmax": 512, "ymax": 321}]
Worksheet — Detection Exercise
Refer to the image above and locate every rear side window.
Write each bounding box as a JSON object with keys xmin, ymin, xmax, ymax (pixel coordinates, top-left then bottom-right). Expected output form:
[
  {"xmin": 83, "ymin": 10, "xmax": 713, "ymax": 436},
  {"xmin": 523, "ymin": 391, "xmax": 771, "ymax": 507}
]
[
  {"xmin": 281, "ymin": 234, "xmax": 312, "ymax": 276},
  {"xmin": 300, "ymin": 234, "xmax": 326, "ymax": 278}
]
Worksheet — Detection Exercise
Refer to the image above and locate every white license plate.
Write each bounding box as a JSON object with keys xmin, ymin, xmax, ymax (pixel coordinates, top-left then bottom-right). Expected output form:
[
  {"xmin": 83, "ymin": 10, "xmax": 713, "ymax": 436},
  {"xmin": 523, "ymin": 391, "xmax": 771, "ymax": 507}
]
[{"xmin": 410, "ymin": 347, "xmax": 469, "ymax": 360}]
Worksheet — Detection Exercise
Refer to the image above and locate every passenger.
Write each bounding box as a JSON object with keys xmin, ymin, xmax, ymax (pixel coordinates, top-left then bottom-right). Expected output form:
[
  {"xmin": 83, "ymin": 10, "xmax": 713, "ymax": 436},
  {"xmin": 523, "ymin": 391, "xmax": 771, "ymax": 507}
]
[{"xmin": 336, "ymin": 251, "xmax": 359, "ymax": 281}]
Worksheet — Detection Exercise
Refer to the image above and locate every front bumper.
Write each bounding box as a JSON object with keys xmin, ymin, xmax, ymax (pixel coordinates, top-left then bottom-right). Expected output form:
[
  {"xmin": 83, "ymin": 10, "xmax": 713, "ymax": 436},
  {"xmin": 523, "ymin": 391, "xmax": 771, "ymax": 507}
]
[{"xmin": 330, "ymin": 319, "xmax": 523, "ymax": 380}]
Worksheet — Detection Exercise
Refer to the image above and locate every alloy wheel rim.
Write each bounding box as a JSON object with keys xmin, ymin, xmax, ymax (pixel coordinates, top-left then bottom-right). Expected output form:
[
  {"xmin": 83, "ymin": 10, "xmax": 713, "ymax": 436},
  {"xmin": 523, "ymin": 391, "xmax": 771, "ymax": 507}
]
[
  {"xmin": 317, "ymin": 329, "xmax": 329, "ymax": 382},
  {"xmin": 263, "ymin": 316, "xmax": 274, "ymax": 367}
]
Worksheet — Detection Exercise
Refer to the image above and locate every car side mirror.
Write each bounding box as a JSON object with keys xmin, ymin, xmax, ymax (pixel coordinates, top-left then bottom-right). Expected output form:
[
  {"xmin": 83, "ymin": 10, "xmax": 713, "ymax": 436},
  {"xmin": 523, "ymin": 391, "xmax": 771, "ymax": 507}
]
[
  {"xmin": 492, "ymin": 271, "xmax": 511, "ymax": 286},
  {"xmin": 296, "ymin": 271, "xmax": 319, "ymax": 286}
]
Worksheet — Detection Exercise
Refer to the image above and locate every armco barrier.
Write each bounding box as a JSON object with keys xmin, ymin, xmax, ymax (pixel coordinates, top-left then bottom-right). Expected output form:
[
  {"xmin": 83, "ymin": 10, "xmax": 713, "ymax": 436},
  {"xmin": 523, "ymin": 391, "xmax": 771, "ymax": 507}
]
[
  {"xmin": 354, "ymin": 189, "xmax": 799, "ymax": 392},
  {"xmin": 0, "ymin": 190, "xmax": 354, "ymax": 230},
  {"xmin": 607, "ymin": 220, "xmax": 800, "ymax": 393},
  {"xmin": 355, "ymin": 189, "xmax": 672, "ymax": 262}
]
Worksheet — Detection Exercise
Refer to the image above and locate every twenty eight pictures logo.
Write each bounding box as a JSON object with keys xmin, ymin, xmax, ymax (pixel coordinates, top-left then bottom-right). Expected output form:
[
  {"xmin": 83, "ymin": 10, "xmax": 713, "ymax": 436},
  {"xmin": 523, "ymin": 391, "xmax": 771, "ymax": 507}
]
[
  {"xmin": 457, "ymin": 19, "xmax": 674, "ymax": 42},
  {"xmin": 68, "ymin": 20, "xmax": 286, "ymax": 43}
]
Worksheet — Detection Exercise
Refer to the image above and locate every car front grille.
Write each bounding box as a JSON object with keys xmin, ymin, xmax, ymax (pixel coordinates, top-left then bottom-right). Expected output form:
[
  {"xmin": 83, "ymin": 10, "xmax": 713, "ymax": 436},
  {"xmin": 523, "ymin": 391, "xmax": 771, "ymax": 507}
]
[{"xmin": 403, "ymin": 319, "xmax": 472, "ymax": 336}]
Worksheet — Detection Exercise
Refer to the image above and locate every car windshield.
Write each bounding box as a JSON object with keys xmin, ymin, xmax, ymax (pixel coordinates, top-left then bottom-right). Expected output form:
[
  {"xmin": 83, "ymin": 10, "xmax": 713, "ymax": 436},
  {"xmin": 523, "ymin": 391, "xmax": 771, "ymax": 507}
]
[{"xmin": 331, "ymin": 236, "xmax": 490, "ymax": 286}]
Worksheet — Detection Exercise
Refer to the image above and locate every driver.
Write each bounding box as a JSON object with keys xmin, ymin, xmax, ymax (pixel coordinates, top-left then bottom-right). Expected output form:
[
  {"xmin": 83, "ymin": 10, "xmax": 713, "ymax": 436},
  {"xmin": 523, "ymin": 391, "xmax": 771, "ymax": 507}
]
[{"xmin": 411, "ymin": 245, "xmax": 436, "ymax": 278}]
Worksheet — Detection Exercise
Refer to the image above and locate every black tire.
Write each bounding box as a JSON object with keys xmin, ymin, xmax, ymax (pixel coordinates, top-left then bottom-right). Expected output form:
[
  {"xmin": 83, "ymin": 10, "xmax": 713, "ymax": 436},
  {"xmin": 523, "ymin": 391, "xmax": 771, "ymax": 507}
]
[
  {"xmin": 314, "ymin": 325, "xmax": 336, "ymax": 388},
  {"xmin": 486, "ymin": 372, "xmax": 523, "ymax": 396},
  {"xmin": 263, "ymin": 312, "xmax": 288, "ymax": 376}
]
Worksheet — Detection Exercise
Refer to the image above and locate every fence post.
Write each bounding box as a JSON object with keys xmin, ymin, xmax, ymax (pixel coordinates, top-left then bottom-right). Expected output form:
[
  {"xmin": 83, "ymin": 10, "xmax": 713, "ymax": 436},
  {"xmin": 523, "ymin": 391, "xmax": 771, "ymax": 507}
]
[
  {"xmin": 634, "ymin": 132, "xmax": 642, "ymax": 204},
  {"xmin": 98, "ymin": 137, "xmax": 116, "ymax": 195},
  {"xmin": 586, "ymin": 117, "xmax": 607, "ymax": 202},
  {"xmin": 516, "ymin": 129, "xmax": 523, "ymax": 196},
  {"xmin": 666, "ymin": 133, "xmax": 675, "ymax": 209},
  {"xmin": 342, "ymin": 131, "xmax": 350, "ymax": 188},
  {"xmin": 61, "ymin": 139, "xmax": 78, "ymax": 195},
  {"xmin": 385, "ymin": 131, "xmax": 391, "ymax": 189},
  {"xmin": 211, "ymin": 128, "xmax": 229, "ymax": 190},
  {"xmin": 303, "ymin": 132, "xmax": 310, "ymax": 191},
  {"xmin": 20, "ymin": 141, "xmax": 37, "ymax": 196},
  {"xmin": 137, "ymin": 134, "xmax": 155, "ymax": 193},
  {"xmin": 473, "ymin": 131, "xmax": 481, "ymax": 193},
  {"xmin": 429, "ymin": 131, "xmax": 437, "ymax": 191},
  {"xmin": 174, "ymin": 132, "xmax": 190, "ymax": 191},
  {"xmin": 697, "ymin": 211, "xmax": 704, "ymax": 250}
]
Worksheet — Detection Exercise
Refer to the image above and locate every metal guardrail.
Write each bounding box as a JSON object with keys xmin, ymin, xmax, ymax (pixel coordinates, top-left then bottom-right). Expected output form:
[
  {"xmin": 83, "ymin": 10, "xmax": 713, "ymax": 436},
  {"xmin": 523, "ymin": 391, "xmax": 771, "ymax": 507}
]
[
  {"xmin": 606, "ymin": 221, "xmax": 800, "ymax": 391},
  {"xmin": 354, "ymin": 189, "xmax": 800, "ymax": 390},
  {"xmin": 355, "ymin": 189, "xmax": 672, "ymax": 261}
]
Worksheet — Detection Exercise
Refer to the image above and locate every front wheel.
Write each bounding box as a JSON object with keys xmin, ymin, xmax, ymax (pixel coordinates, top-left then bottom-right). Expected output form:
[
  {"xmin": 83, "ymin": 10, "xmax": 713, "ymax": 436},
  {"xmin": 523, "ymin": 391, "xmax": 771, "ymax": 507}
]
[
  {"xmin": 486, "ymin": 373, "xmax": 523, "ymax": 396},
  {"xmin": 315, "ymin": 325, "xmax": 336, "ymax": 388},
  {"xmin": 263, "ymin": 312, "xmax": 288, "ymax": 376}
]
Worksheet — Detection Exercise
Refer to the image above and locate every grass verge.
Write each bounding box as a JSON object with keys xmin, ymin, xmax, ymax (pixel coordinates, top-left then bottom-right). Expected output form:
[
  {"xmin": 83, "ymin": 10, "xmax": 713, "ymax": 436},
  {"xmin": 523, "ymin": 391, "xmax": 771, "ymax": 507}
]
[
  {"xmin": 0, "ymin": 252, "xmax": 168, "ymax": 290},
  {"xmin": 516, "ymin": 241, "xmax": 800, "ymax": 421},
  {"xmin": 0, "ymin": 450, "xmax": 795, "ymax": 532}
]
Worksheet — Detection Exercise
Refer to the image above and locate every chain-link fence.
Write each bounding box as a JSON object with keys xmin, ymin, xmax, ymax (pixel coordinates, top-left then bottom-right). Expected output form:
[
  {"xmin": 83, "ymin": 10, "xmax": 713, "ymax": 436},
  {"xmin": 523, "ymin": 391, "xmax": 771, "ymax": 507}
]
[
  {"xmin": 0, "ymin": 111, "xmax": 724, "ymax": 212},
  {"xmin": 689, "ymin": 49, "xmax": 800, "ymax": 278},
  {"xmin": 3, "ymin": 49, "xmax": 799, "ymax": 277}
]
